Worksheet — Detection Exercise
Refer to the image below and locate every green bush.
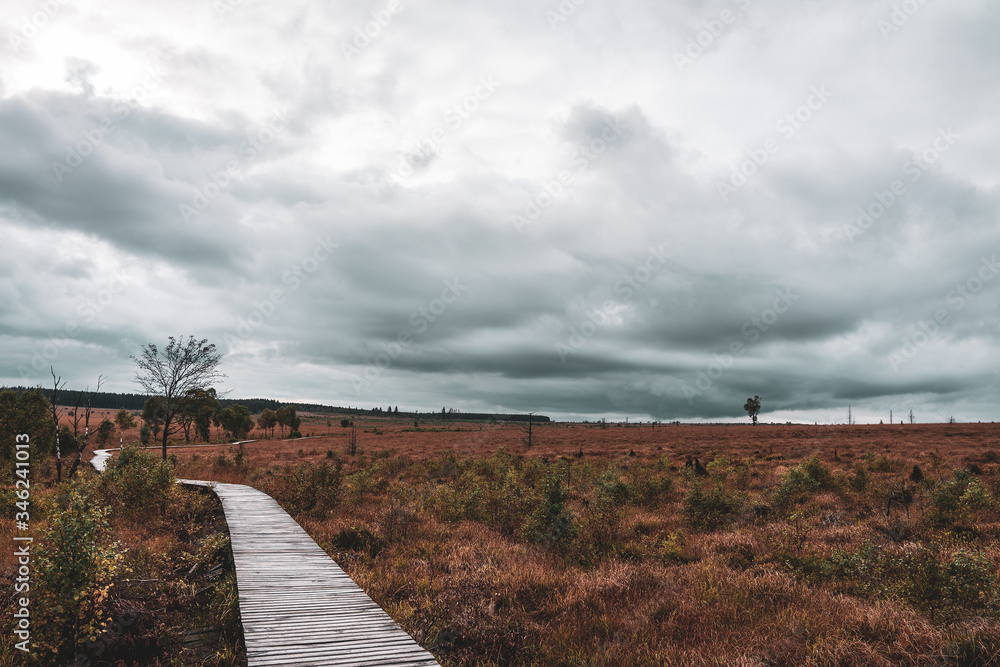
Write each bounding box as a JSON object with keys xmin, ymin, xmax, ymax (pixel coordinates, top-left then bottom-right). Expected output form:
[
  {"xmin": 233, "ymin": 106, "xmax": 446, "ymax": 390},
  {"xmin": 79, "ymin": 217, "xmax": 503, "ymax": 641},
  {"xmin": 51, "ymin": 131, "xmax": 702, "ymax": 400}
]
[
  {"xmin": 682, "ymin": 482, "xmax": 739, "ymax": 531},
  {"xmin": 268, "ymin": 460, "xmax": 343, "ymax": 519},
  {"xmin": 523, "ymin": 475, "xmax": 577, "ymax": 548},
  {"xmin": 34, "ymin": 482, "xmax": 127, "ymax": 661},
  {"xmin": 774, "ymin": 455, "xmax": 834, "ymax": 508},
  {"xmin": 426, "ymin": 472, "xmax": 485, "ymax": 523},
  {"xmin": 330, "ymin": 525, "xmax": 385, "ymax": 557},
  {"xmin": 659, "ymin": 530, "xmax": 694, "ymax": 564},
  {"xmin": 483, "ymin": 467, "xmax": 531, "ymax": 536},
  {"xmin": 849, "ymin": 464, "xmax": 869, "ymax": 493},
  {"xmin": 98, "ymin": 443, "xmax": 174, "ymax": 516},
  {"xmin": 929, "ymin": 468, "xmax": 994, "ymax": 525},
  {"xmin": 786, "ymin": 540, "xmax": 999, "ymax": 621},
  {"xmin": 595, "ymin": 466, "xmax": 631, "ymax": 508}
]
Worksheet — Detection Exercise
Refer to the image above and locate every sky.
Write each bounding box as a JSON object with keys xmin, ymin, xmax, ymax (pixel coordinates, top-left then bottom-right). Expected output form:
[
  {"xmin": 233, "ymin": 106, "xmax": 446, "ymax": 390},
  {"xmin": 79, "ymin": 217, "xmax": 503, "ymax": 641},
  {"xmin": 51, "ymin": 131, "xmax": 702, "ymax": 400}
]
[{"xmin": 1, "ymin": 0, "xmax": 998, "ymax": 424}]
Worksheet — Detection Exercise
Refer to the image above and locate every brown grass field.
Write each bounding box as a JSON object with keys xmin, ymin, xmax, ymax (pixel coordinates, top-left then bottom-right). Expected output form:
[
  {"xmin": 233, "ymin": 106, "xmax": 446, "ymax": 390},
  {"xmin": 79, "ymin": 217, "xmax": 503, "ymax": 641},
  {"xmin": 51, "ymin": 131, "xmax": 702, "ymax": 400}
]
[
  {"xmin": 10, "ymin": 413, "xmax": 1000, "ymax": 665},
  {"xmin": 164, "ymin": 417, "xmax": 1000, "ymax": 666}
]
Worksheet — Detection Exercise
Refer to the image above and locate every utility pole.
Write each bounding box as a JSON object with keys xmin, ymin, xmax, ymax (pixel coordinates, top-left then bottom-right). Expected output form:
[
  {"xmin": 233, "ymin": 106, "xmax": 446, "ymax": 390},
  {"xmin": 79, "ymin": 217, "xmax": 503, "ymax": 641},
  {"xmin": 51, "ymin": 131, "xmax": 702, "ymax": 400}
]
[{"xmin": 527, "ymin": 412, "xmax": 534, "ymax": 448}]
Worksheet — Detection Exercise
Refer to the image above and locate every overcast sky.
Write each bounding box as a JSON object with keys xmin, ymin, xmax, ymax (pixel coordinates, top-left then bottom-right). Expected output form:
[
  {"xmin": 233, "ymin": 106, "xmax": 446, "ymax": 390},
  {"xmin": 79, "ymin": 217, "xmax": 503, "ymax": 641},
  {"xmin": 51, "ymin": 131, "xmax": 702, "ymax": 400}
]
[{"xmin": 1, "ymin": 0, "xmax": 998, "ymax": 423}]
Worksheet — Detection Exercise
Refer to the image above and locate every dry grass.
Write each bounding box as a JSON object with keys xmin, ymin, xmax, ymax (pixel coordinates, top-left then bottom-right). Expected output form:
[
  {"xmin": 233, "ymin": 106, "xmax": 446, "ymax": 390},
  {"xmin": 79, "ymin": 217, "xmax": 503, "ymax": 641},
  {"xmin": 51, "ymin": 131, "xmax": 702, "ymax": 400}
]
[{"xmin": 165, "ymin": 422, "xmax": 1000, "ymax": 666}]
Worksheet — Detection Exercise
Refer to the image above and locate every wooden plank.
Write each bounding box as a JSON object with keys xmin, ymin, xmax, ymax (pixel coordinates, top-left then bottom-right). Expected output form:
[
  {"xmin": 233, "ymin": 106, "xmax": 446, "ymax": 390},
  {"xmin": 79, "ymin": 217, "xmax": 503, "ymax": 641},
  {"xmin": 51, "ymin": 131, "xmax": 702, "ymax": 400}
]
[{"xmin": 176, "ymin": 479, "xmax": 441, "ymax": 667}]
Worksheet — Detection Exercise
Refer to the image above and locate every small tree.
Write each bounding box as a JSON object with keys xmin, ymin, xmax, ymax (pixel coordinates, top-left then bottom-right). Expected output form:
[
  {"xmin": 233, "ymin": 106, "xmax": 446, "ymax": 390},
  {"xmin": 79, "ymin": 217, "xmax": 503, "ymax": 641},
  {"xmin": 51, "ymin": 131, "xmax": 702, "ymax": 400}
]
[
  {"xmin": 142, "ymin": 396, "xmax": 166, "ymax": 440},
  {"xmin": 743, "ymin": 395, "xmax": 761, "ymax": 425},
  {"xmin": 49, "ymin": 367, "xmax": 66, "ymax": 481},
  {"xmin": 66, "ymin": 376, "xmax": 103, "ymax": 480},
  {"xmin": 276, "ymin": 406, "xmax": 301, "ymax": 437},
  {"xmin": 95, "ymin": 419, "xmax": 116, "ymax": 446},
  {"xmin": 1, "ymin": 386, "xmax": 55, "ymax": 473},
  {"xmin": 114, "ymin": 408, "xmax": 135, "ymax": 432},
  {"xmin": 258, "ymin": 409, "xmax": 277, "ymax": 438},
  {"xmin": 216, "ymin": 405, "xmax": 254, "ymax": 440},
  {"xmin": 131, "ymin": 336, "xmax": 225, "ymax": 460},
  {"xmin": 275, "ymin": 406, "xmax": 289, "ymax": 437},
  {"xmin": 909, "ymin": 409, "xmax": 915, "ymax": 425}
]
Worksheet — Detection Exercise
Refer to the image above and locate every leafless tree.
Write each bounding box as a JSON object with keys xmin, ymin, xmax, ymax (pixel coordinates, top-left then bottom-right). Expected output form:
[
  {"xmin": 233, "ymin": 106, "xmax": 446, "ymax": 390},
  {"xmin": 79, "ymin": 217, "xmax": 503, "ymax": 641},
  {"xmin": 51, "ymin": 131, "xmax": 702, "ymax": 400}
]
[
  {"xmin": 131, "ymin": 337, "xmax": 225, "ymax": 460},
  {"xmin": 49, "ymin": 367, "xmax": 65, "ymax": 483},
  {"xmin": 67, "ymin": 375, "xmax": 103, "ymax": 480}
]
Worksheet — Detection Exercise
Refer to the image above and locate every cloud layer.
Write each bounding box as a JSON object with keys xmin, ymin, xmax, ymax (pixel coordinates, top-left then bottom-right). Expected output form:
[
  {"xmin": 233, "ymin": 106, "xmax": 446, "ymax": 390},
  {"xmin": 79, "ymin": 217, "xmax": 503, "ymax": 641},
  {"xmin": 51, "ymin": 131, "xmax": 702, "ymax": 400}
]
[{"xmin": 1, "ymin": 0, "xmax": 998, "ymax": 423}]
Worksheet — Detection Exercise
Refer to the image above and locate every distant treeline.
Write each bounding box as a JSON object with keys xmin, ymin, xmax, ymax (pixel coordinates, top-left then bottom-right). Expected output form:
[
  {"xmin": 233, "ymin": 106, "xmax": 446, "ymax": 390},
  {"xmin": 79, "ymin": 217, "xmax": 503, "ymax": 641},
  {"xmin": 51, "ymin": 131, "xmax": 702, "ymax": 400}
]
[{"xmin": 2, "ymin": 387, "xmax": 550, "ymax": 422}]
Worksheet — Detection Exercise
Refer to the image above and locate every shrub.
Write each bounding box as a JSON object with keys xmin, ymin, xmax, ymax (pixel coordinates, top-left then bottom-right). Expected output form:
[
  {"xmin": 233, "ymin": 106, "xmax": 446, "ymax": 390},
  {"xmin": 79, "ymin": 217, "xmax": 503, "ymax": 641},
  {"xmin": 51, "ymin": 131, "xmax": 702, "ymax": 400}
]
[
  {"xmin": 483, "ymin": 467, "xmax": 531, "ymax": 536},
  {"xmin": 95, "ymin": 418, "xmax": 116, "ymax": 446},
  {"xmin": 849, "ymin": 464, "xmax": 869, "ymax": 493},
  {"xmin": 630, "ymin": 473, "xmax": 672, "ymax": 506},
  {"xmin": 959, "ymin": 476, "xmax": 993, "ymax": 511},
  {"xmin": 98, "ymin": 443, "xmax": 174, "ymax": 517},
  {"xmin": 380, "ymin": 504, "xmax": 418, "ymax": 543},
  {"xmin": 34, "ymin": 483, "xmax": 127, "ymax": 661},
  {"xmin": 268, "ymin": 460, "xmax": 343, "ymax": 519},
  {"xmin": 523, "ymin": 475, "xmax": 577, "ymax": 548},
  {"xmin": 594, "ymin": 466, "xmax": 631, "ymax": 508},
  {"xmin": 786, "ymin": 540, "xmax": 999, "ymax": 621},
  {"xmin": 866, "ymin": 452, "xmax": 895, "ymax": 473},
  {"xmin": 659, "ymin": 530, "xmax": 693, "ymax": 564},
  {"xmin": 929, "ymin": 468, "xmax": 994, "ymax": 525},
  {"xmin": 330, "ymin": 525, "xmax": 384, "ymax": 557},
  {"xmin": 682, "ymin": 482, "xmax": 739, "ymax": 531},
  {"xmin": 773, "ymin": 454, "xmax": 834, "ymax": 508}
]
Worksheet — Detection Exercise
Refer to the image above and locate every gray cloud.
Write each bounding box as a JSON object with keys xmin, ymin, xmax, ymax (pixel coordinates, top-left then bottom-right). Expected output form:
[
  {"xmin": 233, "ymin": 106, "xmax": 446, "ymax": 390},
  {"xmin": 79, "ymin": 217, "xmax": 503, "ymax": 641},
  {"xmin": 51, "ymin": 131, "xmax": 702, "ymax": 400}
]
[{"xmin": 0, "ymin": 0, "xmax": 998, "ymax": 424}]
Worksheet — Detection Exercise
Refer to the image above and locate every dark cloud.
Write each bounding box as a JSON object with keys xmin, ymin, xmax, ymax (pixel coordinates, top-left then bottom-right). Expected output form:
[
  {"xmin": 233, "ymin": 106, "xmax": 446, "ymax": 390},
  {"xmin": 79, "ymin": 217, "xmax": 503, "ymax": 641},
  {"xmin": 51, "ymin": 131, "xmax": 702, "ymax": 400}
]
[{"xmin": 0, "ymin": 0, "xmax": 998, "ymax": 423}]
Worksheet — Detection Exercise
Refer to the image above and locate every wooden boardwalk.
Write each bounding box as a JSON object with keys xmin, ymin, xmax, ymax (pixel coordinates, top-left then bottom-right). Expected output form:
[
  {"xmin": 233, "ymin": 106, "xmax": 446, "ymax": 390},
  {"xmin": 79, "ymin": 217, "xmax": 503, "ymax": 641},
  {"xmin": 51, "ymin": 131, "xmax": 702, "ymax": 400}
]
[
  {"xmin": 92, "ymin": 450, "xmax": 439, "ymax": 666},
  {"xmin": 177, "ymin": 479, "xmax": 441, "ymax": 666}
]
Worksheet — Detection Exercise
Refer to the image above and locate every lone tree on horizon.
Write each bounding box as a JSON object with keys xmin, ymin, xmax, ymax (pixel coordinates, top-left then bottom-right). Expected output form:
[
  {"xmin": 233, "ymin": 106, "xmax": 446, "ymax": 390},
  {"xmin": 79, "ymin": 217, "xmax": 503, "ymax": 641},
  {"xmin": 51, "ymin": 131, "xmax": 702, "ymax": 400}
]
[
  {"xmin": 744, "ymin": 395, "xmax": 761, "ymax": 425},
  {"xmin": 131, "ymin": 336, "xmax": 225, "ymax": 460}
]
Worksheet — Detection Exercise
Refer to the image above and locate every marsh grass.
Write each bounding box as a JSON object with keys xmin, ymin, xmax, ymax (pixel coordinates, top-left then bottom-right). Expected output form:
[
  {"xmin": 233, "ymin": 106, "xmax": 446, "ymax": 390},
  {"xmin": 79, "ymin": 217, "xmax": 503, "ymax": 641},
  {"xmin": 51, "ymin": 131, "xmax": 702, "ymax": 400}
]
[{"xmin": 168, "ymin": 442, "xmax": 1000, "ymax": 666}]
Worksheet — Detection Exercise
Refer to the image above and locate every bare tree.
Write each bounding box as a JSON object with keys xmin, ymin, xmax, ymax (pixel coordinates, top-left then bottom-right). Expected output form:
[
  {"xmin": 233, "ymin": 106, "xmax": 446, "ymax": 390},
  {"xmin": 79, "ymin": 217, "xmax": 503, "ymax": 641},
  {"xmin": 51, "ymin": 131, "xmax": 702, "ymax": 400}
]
[
  {"xmin": 49, "ymin": 367, "xmax": 65, "ymax": 483},
  {"xmin": 131, "ymin": 337, "xmax": 225, "ymax": 460},
  {"xmin": 348, "ymin": 423, "xmax": 358, "ymax": 456},
  {"xmin": 67, "ymin": 375, "xmax": 103, "ymax": 480}
]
